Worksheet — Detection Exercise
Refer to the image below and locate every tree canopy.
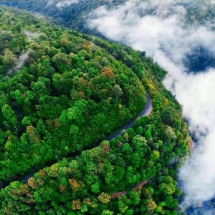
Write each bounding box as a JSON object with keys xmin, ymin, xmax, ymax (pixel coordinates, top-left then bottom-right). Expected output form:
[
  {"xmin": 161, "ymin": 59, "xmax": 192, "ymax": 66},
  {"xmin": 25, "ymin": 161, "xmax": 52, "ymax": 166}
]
[{"xmin": 0, "ymin": 6, "xmax": 190, "ymax": 215}]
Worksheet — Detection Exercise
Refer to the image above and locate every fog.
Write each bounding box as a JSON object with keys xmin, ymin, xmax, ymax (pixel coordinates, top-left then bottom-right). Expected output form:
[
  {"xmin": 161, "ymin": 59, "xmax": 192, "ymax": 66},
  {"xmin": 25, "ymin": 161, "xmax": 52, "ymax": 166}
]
[
  {"xmin": 7, "ymin": 51, "xmax": 30, "ymax": 76},
  {"xmin": 46, "ymin": 0, "xmax": 79, "ymax": 8},
  {"xmin": 56, "ymin": 0, "xmax": 78, "ymax": 8},
  {"xmin": 16, "ymin": 52, "xmax": 29, "ymax": 70},
  {"xmin": 33, "ymin": 13, "xmax": 46, "ymax": 20},
  {"xmin": 23, "ymin": 30, "xmax": 40, "ymax": 42},
  {"xmin": 87, "ymin": 0, "xmax": 215, "ymax": 213}
]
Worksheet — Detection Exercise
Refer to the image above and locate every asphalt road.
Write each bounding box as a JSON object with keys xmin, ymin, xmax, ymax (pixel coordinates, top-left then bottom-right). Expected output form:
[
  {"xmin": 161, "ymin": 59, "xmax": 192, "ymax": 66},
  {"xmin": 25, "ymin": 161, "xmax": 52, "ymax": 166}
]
[
  {"xmin": 1, "ymin": 91, "xmax": 152, "ymax": 184},
  {"xmin": 107, "ymin": 92, "xmax": 152, "ymax": 140},
  {"xmin": 21, "ymin": 173, "xmax": 35, "ymax": 182}
]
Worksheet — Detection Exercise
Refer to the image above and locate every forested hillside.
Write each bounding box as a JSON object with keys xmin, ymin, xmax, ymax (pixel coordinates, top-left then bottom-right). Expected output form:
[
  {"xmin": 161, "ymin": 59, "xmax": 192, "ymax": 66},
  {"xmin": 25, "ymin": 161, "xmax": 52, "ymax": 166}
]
[
  {"xmin": 0, "ymin": 0, "xmax": 127, "ymax": 34},
  {"xmin": 0, "ymin": 6, "xmax": 190, "ymax": 215},
  {"xmin": 0, "ymin": 7, "xmax": 146, "ymax": 182},
  {"xmin": 4, "ymin": 0, "xmax": 215, "ymax": 73}
]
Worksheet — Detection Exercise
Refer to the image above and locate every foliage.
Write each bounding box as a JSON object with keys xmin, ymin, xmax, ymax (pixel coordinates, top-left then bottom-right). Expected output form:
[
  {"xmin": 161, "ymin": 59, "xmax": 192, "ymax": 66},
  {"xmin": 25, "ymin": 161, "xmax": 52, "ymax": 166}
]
[
  {"xmin": 0, "ymin": 6, "xmax": 191, "ymax": 215},
  {"xmin": 0, "ymin": 7, "xmax": 146, "ymax": 182},
  {"xmin": 0, "ymin": 102, "xmax": 190, "ymax": 214}
]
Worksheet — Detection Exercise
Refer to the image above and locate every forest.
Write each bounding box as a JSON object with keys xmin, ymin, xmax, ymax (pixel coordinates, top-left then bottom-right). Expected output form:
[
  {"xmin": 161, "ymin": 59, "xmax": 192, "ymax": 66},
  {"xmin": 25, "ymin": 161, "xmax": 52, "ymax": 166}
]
[
  {"xmin": 0, "ymin": 6, "xmax": 190, "ymax": 215},
  {"xmin": 0, "ymin": 6, "xmax": 146, "ymax": 182}
]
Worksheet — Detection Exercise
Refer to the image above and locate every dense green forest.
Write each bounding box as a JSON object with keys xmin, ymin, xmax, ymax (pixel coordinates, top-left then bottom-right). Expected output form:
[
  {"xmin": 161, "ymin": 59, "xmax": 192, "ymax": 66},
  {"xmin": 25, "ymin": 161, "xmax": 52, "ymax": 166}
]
[
  {"xmin": 0, "ymin": 7, "xmax": 147, "ymax": 182},
  {"xmin": 0, "ymin": 6, "xmax": 190, "ymax": 215}
]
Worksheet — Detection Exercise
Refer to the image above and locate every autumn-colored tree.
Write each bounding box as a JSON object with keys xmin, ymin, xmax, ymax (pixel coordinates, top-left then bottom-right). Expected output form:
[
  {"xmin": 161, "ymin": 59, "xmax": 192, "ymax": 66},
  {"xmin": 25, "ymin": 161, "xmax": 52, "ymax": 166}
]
[
  {"xmin": 101, "ymin": 67, "xmax": 116, "ymax": 78},
  {"xmin": 147, "ymin": 199, "xmax": 157, "ymax": 211},
  {"xmin": 98, "ymin": 192, "xmax": 111, "ymax": 204},
  {"xmin": 72, "ymin": 199, "xmax": 82, "ymax": 210}
]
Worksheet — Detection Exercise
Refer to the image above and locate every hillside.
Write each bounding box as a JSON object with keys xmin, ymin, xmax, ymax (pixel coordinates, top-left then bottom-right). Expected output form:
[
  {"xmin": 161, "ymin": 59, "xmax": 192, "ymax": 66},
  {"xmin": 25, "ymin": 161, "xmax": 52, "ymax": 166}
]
[
  {"xmin": 0, "ymin": 7, "xmax": 146, "ymax": 182},
  {"xmin": 0, "ymin": 6, "xmax": 190, "ymax": 215},
  {"xmin": 0, "ymin": 0, "xmax": 127, "ymax": 35},
  {"xmin": 4, "ymin": 0, "xmax": 215, "ymax": 74}
]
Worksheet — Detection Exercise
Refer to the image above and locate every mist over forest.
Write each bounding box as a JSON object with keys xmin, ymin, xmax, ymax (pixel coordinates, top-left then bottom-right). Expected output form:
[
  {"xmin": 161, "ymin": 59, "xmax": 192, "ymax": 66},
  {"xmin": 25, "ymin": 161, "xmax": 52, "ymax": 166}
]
[
  {"xmin": 1, "ymin": 0, "xmax": 215, "ymax": 214},
  {"xmin": 85, "ymin": 0, "xmax": 215, "ymax": 213}
]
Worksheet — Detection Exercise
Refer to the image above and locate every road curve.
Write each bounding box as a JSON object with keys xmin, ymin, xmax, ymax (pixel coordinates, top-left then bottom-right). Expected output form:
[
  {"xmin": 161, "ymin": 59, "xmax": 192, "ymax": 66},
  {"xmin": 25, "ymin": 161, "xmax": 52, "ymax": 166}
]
[
  {"xmin": 111, "ymin": 179, "xmax": 150, "ymax": 199},
  {"xmin": 107, "ymin": 92, "xmax": 152, "ymax": 141},
  {"xmin": 21, "ymin": 173, "xmax": 35, "ymax": 182},
  {"xmin": 1, "ymin": 92, "xmax": 152, "ymax": 184}
]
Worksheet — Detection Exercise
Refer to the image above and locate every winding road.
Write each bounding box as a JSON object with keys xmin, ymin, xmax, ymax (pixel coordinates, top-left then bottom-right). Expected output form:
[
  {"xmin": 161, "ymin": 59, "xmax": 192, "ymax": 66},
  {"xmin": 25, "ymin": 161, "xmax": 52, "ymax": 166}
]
[
  {"xmin": 1, "ymin": 92, "xmax": 152, "ymax": 186},
  {"xmin": 111, "ymin": 179, "xmax": 150, "ymax": 199},
  {"xmin": 107, "ymin": 92, "xmax": 152, "ymax": 140}
]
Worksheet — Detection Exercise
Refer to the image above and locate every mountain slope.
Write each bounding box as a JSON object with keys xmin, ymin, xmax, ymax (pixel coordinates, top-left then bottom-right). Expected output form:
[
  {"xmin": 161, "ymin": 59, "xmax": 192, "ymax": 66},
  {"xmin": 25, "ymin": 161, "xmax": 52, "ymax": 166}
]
[
  {"xmin": 0, "ymin": 0, "xmax": 127, "ymax": 34},
  {"xmin": 0, "ymin": 6, "xmax": 190, "ymax": 215},
  {"xmin": 0, "ymin": 7, "xmax": 146, "ymax": 182},
  {"xmin": 4, "ymin": 0, "xmax": 215, "ymax": 74}
]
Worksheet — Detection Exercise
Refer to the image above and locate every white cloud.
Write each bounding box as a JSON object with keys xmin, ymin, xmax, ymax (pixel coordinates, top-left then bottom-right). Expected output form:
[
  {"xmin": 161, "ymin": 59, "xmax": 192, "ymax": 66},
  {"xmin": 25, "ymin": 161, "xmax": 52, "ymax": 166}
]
[
  {"xmin": 33, "ymin": 13, "xmax": 46, "ymax": 20},
  {"xmin": 16, "ymin": 52, "xmax": 30, "ymax": 70},
  {"xmin": 46, "ymin": 0, "xmax": 54, "ymax": 7},
  {"xmin": 87, "ymin": 0, "xmax": 215, "ymax": 213},
  {"xmin": 7, "ymin": 51, "xmax": 30, "ymax": 76},
  {"xmin": 23, "ymin": 30, "xmax": 41, "ymax": 42},
  {"xmin": 56, "ymin": 0, "xmax": 79, "ymax": 9}
]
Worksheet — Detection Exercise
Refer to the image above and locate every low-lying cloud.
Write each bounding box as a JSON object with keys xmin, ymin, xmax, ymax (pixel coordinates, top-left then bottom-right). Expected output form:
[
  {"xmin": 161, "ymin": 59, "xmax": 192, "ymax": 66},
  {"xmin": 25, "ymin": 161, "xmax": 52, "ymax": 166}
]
[
  {"xmin": 16, "ymin": 52, "xmax": 29, "ymax": 70},
  {"xmin": 23, "ymin": 30, "xmax": 41, "ymax": 42},
  {"xmin": 87, "ymin": 0, "xmax": 215, "ymax": 213},
  {"xmin": 7, "ymin": 52, "xmax": 30, "ymax": 76},
  {"xmin": 46, "ymin": 0, "xmax": 54, "ymax": 7},
  {"xmin": 56, "ymin": 0, "xmax": 78, "ymax": 9},
  {"xmin": 46, "ymin": 0, "xmax": 79, "ymax": 9}
]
